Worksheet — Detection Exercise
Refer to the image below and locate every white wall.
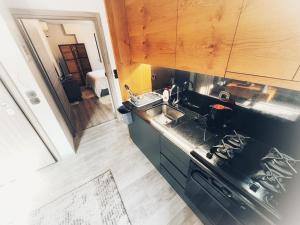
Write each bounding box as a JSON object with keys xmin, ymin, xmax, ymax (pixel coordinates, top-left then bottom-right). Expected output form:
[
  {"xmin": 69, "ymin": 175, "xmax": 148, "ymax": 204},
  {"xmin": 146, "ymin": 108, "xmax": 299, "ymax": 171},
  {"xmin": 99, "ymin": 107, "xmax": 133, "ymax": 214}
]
[
  {"xmin": 63, "ymin": 21, "xmax": 103, "ymax": 71},
  {"xmin": 5, "ymin": 0, "xmax": 122, "ymax": 105},
  {"xmin": 23, "ymin": 20, "xmax": 63, "ymax": 77},
  {"xmin": 0, "ymin": 2, "xmax": 75, "ymax": 158}
]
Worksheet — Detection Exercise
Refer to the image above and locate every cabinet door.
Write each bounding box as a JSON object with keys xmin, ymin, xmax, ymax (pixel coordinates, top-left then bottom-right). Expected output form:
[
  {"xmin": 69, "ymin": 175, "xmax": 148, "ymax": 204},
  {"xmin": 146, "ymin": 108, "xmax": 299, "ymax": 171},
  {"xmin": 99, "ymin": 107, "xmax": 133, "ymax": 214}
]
[
  {"xmin": 294, "ymin": 67, "xmax": 300, "ymax": 81},
  {"xmin": 227, "ymin": 0, "xmax": 300, "ymax": 80},
  {"xmin": 125, "ymin": 0, "xmax": 145, "ymax": 62},
  {"xmin": 125, "ymin": 0, "xmax": 177, "ymax": 67},
  {"xmin": 128, "ymin": 113, "xmax": 160, "ymax": 169},
  {"xmin": 176, "ymin": 0, "xmax": 243, "ymax": 76},
  {"xmin": 143, "ymin": 0, "xmax": 177, "ymax": 67}
]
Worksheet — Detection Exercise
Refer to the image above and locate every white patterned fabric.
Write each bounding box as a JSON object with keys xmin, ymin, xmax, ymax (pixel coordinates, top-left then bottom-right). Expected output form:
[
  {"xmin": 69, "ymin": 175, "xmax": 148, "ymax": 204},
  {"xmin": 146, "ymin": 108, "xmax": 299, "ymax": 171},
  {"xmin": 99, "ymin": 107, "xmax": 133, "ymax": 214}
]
[{"xmin": 30, "ymin": 170, "xmax": 131, "ymax": 225}]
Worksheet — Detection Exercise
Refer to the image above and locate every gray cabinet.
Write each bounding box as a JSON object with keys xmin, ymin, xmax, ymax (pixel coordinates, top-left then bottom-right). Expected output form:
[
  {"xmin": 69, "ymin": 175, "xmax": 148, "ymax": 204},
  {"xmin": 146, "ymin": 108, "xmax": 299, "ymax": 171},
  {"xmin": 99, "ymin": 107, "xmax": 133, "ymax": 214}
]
[
  {"xmin": 128, "ymin": 112, "xmax": 191, "ymax": 197},
  {"xmin": 160, "ymin": 136, "xmax": 190, "ymax": 194},
  {"xmin": 128, "ymin": 113, "xmax": 161, "ymax": 169},
  {"xmin": 160, "ymin": 136, "xmax": 190, "ymax": 176}
]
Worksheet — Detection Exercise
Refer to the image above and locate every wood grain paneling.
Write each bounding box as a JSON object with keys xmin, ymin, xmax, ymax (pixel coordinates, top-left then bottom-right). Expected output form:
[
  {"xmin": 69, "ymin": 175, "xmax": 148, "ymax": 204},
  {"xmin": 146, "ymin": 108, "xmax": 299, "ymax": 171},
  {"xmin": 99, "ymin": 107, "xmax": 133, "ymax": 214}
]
[
  {"xmin": 105, "ymin": 0, "xmax": 152, "ymax": 100},
  {"xmin": 143, "ymin": 0, "xmax": 177, "ymax": 67},
  {"xmin": 125, "ymin": 0, "xmax": 144, "ymax": 37},
  {"xmin": 227, "ymin": 0, "xmax": 300, "ymax": 80},
  {"xmin": 125, "ymin": 0, "xmax": 145, "ymax": 62},
  {"xmin": 225, "ymin": 72, "xmax": 300, "ymax": 91},
  {"xmin": 106, "ymin": 0, "xmax": 132, "ymax": 66},
  {"xmin": 117, "ymin": 63, "xmax": 152, "ymax": 100},
  {"xmin": 125, "ymin": 0, "xmax": 177, "ymax": 67},
  {"xmin": 176, "ymin": 0, "xmax": 244, "ymax": 76},
  {"xmin": 293, "ymin": 66, "xmax": 300, "ymax": 81}
]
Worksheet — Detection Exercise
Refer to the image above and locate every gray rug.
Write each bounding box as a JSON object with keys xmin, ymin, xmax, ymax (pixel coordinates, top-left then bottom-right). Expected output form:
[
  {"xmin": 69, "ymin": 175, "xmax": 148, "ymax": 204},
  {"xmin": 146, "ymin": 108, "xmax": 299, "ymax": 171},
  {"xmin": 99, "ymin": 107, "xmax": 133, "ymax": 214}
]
[{"xmin": 30, "ymin": 170, "xmax": 131, "ymax": 225}]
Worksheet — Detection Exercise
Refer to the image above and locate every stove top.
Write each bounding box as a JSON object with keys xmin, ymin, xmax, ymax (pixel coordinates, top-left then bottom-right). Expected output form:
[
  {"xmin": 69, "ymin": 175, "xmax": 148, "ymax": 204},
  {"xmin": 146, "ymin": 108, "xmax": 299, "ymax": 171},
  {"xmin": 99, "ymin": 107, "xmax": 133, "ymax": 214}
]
[
  {"xmin": 251, "ymin": 148, "xmax": 299, "ymax": 209},
  {"xmin": 206, "ymin": 130, "xmax": 250, "ymax": 160},
  {"xmin": 191, "ymin": 123, "xmax": 299, "ymax": 221}
]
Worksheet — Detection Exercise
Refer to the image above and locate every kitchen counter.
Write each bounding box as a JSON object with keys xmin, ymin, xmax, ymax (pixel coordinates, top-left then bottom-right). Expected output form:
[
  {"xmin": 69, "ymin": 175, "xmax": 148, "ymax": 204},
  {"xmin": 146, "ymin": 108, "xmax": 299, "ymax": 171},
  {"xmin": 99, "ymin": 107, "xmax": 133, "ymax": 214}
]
[
  {"xmin": 124, "ymin": 100, "xmax": 203, "ymax": 155},
  {"xmin": 124, "ymin": 100, "xmax": 279, "ymax": 224}
]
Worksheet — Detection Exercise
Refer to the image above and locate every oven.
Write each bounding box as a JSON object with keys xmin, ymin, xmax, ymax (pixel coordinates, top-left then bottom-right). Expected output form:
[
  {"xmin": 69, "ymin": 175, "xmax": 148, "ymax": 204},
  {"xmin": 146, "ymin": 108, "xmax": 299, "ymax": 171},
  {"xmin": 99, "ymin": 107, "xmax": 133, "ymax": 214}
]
[{"xmin": 185, "ymin": 157, "xmax": 272, "ymax": 225}]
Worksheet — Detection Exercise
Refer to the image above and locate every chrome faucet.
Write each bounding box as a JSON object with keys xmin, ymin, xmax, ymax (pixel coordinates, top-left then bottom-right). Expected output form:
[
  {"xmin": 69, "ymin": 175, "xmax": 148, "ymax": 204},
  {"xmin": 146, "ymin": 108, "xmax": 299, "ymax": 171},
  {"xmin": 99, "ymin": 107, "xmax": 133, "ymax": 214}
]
[
  {"xmin": 170, "ymin": 84, "xmax": 180, "ymax": 106},
  {"xmin": 183, "ymin": 80, "xmax": 194, "ymax": 90}
]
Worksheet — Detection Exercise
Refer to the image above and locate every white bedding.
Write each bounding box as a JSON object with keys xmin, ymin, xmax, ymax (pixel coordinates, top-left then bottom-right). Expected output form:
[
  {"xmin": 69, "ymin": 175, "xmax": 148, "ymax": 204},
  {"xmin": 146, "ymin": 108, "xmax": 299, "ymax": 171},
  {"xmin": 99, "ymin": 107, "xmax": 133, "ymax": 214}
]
[{"xmin": 86, "ymin": 69, "xmax": 109, "ymax": 97}]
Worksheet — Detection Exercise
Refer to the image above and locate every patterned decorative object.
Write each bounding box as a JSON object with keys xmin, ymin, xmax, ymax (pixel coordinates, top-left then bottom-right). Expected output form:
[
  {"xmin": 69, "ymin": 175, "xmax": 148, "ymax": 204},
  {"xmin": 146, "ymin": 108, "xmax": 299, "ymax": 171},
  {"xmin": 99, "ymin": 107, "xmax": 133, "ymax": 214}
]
[{"xmin": 30, "ymin": 170, "xmax": 131, "ymax": 225}]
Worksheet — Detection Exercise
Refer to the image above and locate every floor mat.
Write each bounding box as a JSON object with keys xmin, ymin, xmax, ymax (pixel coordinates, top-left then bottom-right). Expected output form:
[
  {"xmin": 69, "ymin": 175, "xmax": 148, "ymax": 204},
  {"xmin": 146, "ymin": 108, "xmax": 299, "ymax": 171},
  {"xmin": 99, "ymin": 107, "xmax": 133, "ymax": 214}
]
[{"xmin": 29, "ymin": 170, "xmax": 131, "ymax": 225}]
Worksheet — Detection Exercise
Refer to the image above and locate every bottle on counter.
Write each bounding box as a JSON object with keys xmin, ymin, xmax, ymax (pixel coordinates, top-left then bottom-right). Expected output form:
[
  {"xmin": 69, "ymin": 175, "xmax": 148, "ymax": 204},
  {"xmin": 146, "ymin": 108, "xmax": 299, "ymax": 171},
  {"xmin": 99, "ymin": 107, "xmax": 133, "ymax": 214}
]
[{"xmin": 162, "ymin": 88, "xmax": 170, "ymax": 102}]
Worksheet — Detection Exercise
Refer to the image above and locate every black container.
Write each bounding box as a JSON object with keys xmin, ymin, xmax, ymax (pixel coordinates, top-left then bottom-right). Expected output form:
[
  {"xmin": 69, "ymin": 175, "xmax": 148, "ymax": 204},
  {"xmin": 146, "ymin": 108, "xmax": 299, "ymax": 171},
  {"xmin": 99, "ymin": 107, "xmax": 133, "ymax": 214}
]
[{"xmin": 207, "ymin": 104, "xmax": 233, "ymax": 129}]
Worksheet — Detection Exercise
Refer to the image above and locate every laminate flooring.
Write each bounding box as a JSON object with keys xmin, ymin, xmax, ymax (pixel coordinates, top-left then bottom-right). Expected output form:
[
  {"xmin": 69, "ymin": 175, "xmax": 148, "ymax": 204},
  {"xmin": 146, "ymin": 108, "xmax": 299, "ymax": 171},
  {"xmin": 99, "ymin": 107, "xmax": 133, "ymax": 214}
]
[
  {"xmin": 71, "ymin": 95, "xmax": 114, "ymax": 131},
  {"xmin": 0, "ymin": 120, "xmax": 203, "ymax": 225}
]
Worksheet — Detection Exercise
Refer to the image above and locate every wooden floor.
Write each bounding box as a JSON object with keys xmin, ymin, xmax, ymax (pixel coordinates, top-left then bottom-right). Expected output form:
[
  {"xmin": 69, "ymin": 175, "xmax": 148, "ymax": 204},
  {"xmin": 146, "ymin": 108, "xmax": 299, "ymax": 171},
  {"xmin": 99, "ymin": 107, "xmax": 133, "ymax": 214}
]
[
  {"xmin": 0, "ymin": 120, "xmax": 203, "ymax": 225},
  {"xmin": 71, "ymin": 95, "xmax": 114, "ymax": 131}
]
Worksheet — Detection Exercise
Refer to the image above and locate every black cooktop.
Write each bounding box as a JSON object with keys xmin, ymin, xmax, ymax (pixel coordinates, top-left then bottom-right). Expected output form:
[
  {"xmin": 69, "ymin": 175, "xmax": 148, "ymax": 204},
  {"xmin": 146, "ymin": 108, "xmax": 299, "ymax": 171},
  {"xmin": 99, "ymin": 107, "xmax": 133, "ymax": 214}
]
[{"xmin": 191, "ymin": 116, "xmax": 299, "ymax": 222}]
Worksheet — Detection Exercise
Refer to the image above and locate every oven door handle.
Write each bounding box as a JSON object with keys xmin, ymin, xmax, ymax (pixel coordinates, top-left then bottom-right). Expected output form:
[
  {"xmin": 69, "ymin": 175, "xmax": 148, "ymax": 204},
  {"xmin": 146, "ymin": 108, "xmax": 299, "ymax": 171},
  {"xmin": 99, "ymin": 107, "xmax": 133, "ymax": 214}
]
[
  {"xmin": 191, "ymin": 171, "xmax": 233, "ymax": 199},
  {"xmin": 211, "ymin": 178, "xmax": 233, "ymax": 198},
  {"xmin": 191, "ymin": 171, "xmax": 231, "ymax": 200},
  {"xmin": 190, "ymin": 171, "xmax": 247, "ymax": 224}
]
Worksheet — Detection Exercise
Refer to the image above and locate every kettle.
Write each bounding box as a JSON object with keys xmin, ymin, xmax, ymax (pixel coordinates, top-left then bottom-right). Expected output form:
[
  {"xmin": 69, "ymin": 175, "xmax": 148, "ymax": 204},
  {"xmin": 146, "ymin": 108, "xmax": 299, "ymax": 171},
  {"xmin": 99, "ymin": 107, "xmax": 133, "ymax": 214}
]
[{"xmin": 207, "ymin": 104, "xmax": 233, "ymax": 129}]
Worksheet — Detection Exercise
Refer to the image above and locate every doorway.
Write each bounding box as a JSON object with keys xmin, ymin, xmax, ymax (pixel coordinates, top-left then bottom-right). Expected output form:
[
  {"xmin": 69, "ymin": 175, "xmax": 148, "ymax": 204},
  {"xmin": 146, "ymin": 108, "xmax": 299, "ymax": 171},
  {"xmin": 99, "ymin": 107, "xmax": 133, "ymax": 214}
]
[{"xmin": 16, "ymin": 17, "xmax": 115, "ymax": 134}]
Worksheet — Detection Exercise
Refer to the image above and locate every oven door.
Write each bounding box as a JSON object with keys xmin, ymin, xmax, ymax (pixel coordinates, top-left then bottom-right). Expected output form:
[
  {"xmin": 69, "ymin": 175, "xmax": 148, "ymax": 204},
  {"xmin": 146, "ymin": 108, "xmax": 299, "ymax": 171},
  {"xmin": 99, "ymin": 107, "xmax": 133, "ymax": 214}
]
[
  {"xmin": 186, "ymin": 167, "xmax": 241, "ymax": 225},
  {"xmin": 186, "ymin": 160, "xmax": 272, "ymax": 225}
]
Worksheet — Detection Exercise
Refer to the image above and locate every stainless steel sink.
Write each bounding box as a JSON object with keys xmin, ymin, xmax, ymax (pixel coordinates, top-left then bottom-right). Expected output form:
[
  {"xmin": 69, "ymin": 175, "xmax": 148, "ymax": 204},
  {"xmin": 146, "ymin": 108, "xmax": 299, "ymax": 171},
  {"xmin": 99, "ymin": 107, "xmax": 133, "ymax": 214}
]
[{"xmin": 146, "ymin": 104, "xmax": 185, "ymax": 125}]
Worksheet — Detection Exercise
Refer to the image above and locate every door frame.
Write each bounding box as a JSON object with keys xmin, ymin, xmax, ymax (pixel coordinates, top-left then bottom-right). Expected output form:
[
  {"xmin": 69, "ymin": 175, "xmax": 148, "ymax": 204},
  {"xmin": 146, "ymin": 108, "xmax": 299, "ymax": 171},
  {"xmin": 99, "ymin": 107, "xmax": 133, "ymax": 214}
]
[
  {"xmin": 17, "ymin": 19, "xmax": 77, "ymax": 136},
  {"xmin": 11, "ymin": 9, "xmax": 119, "ymax": 131}
]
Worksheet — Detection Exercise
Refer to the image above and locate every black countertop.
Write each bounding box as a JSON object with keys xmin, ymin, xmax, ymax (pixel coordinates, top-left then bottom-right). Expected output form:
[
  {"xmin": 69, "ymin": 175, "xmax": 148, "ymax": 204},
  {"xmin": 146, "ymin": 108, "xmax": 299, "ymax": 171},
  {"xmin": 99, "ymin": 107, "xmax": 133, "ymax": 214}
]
[{"xmin": 124, "ymin": 99, "xmax": 280, "ymax": 223}]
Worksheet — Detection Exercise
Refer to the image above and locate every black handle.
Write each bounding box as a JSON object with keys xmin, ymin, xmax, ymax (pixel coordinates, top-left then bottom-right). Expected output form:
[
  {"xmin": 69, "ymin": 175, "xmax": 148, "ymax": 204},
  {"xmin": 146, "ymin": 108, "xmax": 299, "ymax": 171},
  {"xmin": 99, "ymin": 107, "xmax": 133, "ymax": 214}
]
[
  {"xmin": 113, "ymin": 69, "xmax": 118, "ymax": 79},
  {"xmin": 211, "ymin": 178, "xmax": 232, "ymax": 198}
]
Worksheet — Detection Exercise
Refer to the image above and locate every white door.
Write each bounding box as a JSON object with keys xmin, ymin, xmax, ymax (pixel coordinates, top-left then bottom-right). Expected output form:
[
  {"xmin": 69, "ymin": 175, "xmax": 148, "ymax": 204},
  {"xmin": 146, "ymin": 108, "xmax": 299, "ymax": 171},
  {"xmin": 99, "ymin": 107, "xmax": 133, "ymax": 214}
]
[
  {"xmin": 0, "ymin": 80, "xmax": 55, "ymax": 184},
  {"xmin": 20, "ymin": 19, "xmax": 76, "ymax": 135}
]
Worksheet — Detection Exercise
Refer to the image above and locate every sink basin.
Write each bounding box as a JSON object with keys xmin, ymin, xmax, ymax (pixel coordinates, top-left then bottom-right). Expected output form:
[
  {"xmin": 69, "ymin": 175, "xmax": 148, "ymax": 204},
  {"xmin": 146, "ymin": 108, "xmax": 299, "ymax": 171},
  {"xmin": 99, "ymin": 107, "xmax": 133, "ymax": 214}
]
[{"xmin": 146, "ymin": 104, "xmax": 185, "ymax": 125}]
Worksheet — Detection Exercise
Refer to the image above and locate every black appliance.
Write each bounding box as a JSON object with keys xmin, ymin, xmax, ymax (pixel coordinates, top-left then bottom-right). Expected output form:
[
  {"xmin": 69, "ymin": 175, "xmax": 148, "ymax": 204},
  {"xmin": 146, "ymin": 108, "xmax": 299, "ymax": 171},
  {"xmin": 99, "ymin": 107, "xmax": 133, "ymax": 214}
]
[
  {"xmin": 186, "ymin": 159, "xmax": 269, "ymax": 225},
  {"xmin": 207, "ymin": 104, "xmax": 233, "ymax": 129},
  {"xmin": 185, "ymin": 120, "xmax": 299, "ymax": 225}
]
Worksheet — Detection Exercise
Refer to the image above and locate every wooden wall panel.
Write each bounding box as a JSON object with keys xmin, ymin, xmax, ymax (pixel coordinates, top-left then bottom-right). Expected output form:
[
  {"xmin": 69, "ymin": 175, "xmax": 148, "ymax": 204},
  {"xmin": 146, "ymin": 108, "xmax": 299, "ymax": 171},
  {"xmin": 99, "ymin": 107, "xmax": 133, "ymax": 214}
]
[
  {"xmin": 125, "ymin": 0, "xmax": 177, "ymax": 67},
  {"xmin": 105, "ymin": 0, "xmax": 152, "ymax": 100},
  {"xmin": 107, "ymin": 0, "xmax": 300, "ymax": 94},
  {"xmin": 293, "ymin": 67, "xmax": 300, "ymax": 82},
  {"xmin": 118, "ymin": 64, "xmax": 152, "ymax": 99},
  {"xmin": 106, "ymin": 0, "xmax": 131, "ymax": 66},
  {"xmin": 176, "ymin": 0, "xmax": 244, "ymax": 76},
  {"xmin": 125, "ymin": 0, "xmax": 144, "ymax": 36},
  {"xmin": 143, "ymin": 0, "xmax": 177, "ymax": 67},
  {"xmin": 125, "ymin": 0, "xmax": 145, "ymax": 62},
  {"xmin": 227, "ymin": 0, "xmax": 300, "ymax": 80}
]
